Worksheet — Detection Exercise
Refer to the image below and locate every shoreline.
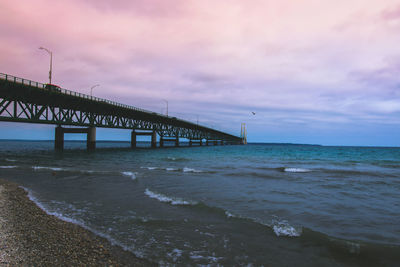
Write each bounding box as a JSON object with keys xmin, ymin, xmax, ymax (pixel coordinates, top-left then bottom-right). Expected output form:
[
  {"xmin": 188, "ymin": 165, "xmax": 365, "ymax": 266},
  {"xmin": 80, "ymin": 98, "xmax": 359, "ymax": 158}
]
[{"xmin": 0, "ymin": 178, "xmax": 153, "ymax": 266}]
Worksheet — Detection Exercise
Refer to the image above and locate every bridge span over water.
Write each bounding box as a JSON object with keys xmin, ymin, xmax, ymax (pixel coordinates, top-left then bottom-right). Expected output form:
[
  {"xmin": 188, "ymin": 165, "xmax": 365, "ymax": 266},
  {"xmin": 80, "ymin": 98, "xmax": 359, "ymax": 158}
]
[{"xmin": 0, "ymin": 73, "xmax": 242, "ymax": 150}]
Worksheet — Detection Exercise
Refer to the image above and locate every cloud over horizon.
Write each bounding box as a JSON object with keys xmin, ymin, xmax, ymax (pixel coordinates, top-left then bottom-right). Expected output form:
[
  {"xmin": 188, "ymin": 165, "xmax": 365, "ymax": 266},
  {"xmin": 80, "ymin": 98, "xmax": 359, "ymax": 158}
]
[{"xmin": 0, "ymin": 0, "xmax": 399, "ymax": 145}]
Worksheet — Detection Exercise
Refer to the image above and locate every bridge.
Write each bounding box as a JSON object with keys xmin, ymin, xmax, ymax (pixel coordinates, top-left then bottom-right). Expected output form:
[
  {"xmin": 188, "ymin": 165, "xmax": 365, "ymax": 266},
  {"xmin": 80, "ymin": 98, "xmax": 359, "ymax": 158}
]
[{"xmin": 0, "ymin": 73, "xmax": 242, "ymax": 150}]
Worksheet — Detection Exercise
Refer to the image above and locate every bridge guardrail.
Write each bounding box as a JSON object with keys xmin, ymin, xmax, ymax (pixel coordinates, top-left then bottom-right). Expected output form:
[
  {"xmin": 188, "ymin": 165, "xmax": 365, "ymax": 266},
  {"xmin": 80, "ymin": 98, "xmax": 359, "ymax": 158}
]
[{"xmin": 0, "ymin": 73, "xmax": 238, "ymax": 138}]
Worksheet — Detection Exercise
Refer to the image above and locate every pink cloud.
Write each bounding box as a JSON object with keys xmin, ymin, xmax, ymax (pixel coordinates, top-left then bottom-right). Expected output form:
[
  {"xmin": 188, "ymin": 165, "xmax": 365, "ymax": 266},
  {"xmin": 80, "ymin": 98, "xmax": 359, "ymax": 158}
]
[{"xmin": 381, "ymin": 5, "xmax": 400, "ymax": 21}]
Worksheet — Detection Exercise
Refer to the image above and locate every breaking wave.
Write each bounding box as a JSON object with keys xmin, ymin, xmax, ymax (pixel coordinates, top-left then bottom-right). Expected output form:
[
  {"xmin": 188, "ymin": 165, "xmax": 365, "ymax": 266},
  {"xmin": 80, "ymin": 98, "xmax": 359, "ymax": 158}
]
[
  {"xmin": 19, "ymin": 186, "xmax": 144, "ymax": 258},
  {"xmin": 283, "ymin": 168, "xmax": 311, "ymax": 173},
  {"xmin": 272, "ymin": 220, "xmax": 302, "ymax": 237},
  {"xmin": 0, "ymin": 165, "xmax": 17, "ymax": 169},
  {"xmin": 32, "ymin": 166, "xmax": 64, "ymax": 171},
  {"xmin": 144, "ymin": 189, "xmax": 198, "ymax": 205},
  {"xmin": 121, "ymin": 171, "xmax": 138, "ymax": 180},
  {"xmin": 183, "ymin": 167, "xmax": 203, "ymax": 173},
  {"xmin": 140, "ymin": 166, "xmax": 158, "ymax": 170}
]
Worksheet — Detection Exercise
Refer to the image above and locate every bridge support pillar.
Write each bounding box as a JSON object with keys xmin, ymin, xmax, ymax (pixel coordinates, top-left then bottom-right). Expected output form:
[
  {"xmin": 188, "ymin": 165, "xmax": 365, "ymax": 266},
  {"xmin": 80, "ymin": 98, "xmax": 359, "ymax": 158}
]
[
  {"xmin": 55, "ymin": 126, "xmax": 64, "ymax": 150},
  {"xmin": 214, "ymin": 140, "xmax": 218, "ymax": 146},
  {"xmin": 220, "ymin": 140, "xmax": 224, "ymax": 146},
  {"xmin": 160, "ymin": 136, "xmax": 164, "ymax": 148},
  {"xmin": 131, "ymin": 130, "xmax": 137, "ymax": 148},
  {"xmin": 151, "ymin": 131, "xmax": 157, "ymax": 148},
  {"xmin": 87, "ymin": 127, "xmax": 96, "ymax": 150},
  {"xmin": 206, "ymin": 139, "xmax": 209, "ymax": 146},
  {"xmin": 189, "ymin": 140, "xmax": 192, "ymax": 147},
  {"xmin": 159, "ymin": 136, "xmax": 179, "ymax": 147},
  {"xmin": 199, "ymin": 139, "xmax": 202, "ymax": 146},
  {"xmin": 54, "ymin": 126, "xmax": 96, "ymax": 151}
]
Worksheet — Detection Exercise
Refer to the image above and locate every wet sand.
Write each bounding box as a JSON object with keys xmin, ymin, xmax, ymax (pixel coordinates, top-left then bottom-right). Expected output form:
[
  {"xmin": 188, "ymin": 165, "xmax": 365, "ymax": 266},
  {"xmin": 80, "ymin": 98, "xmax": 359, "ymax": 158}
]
[{"xmin": 0, "ymin": 179, "xmax": 154, "ymax": 266}]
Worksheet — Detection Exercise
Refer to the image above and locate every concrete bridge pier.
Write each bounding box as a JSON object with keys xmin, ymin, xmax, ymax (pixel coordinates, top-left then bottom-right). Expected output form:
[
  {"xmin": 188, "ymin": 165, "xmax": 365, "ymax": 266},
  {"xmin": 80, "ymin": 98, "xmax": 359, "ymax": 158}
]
[
  {"xmin": 189, "ymin": 139, "xmax": 202, "ymax": 146},
  {"xmin": 131, "ymin": 130, "xmax": 137, "ymax": 148},
  {"xmin": 87, "ymin": 127, "xmax": 96, "ymax": 150},
  {"xmin": 55, "ymin": 126, "xmax": 64, "ymax": 150},
  {"xmin": 131, "ymin": 130, "xmax": 157, "ymax": 148},
  {"xmin": 160, "ymin": 136, "xmax": 164, "ymax": 148},
  {"xmin": 55, "ymin": 126, "xmax": 96, "ymax": 151},
  {"xmin": 159, "ymin": 135, "xmax": 179, "ymax": 147}
]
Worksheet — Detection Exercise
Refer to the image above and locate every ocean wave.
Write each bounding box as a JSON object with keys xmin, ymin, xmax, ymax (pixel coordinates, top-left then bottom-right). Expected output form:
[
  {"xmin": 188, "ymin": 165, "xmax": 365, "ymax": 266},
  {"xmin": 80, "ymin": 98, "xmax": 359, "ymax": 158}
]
[
  {"xmin": 189, "ymin": 251, "xmax": 222, "ymax": 263},
  {"xmin": 167, "ymin": 248, "xmax": 183, "ymax": 262},
  {"xmin": 0, "ymin": 165, "xmax": 17, "ymax": 169},
  {"xmin": 5, "ymin": 159, "xmax": 17, "ymax": 162},
  {"xmin": 283, "ymin": 168, "xmax": 311, "ymax": 173},
  {"xmin": 272, "ymin": 220, "xmax": 302, "ymax": 237},
  {"xmin": 183, "ymin": 167, "xmax": 203, "ymax": 173},
  {"xmin": 19, "ymin": 186, "xmax": 141, "ymax": 257},
  {"xmin": 140, "ymin": 166, "xmax": 158, "ymax": 170},
  {"xmin": 121, "ymin": 171, "xmax": 138, "ymax": 180},
  {"xmin": 144, "ymin": 189, "xmax": 198, "ymax": 205},
  {"xmin": 141, "ymin": 166, "xmax": 206, "ymax": 173},
  {"xmin": 32, "ymin": 166, "xmax": 64, "ymax": 171},
  {"xmin": 165, "ymin": 167, "xmax": 179, "ymax": 171},
  {"xmin": 165, "ymin": 156, "xmax": 189, "ymax": 162},
  {"xmin": 225, "ymin": 211, "xmax": 236, "ymax": 218}
]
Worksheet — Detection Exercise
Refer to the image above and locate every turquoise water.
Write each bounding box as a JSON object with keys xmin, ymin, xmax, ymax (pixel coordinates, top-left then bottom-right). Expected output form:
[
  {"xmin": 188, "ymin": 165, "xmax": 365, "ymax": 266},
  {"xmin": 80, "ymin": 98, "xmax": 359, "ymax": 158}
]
[{"xmin": 0, "ymin": 141, "xmax": 399, "ymax": 266}]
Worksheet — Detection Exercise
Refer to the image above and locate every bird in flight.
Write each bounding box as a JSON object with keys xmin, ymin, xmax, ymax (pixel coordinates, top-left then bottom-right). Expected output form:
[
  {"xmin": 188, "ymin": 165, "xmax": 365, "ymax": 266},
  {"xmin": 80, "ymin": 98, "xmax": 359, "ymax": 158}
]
[{"xmin": 251, "ymin": 112, "xmax": 256, "ymax": 115}]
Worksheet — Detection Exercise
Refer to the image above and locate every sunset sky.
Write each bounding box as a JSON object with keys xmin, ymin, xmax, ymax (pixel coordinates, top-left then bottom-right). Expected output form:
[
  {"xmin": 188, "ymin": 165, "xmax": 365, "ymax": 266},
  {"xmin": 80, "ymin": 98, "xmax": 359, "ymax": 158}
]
[{"xmin": 1, "ymin": 0, "xmax": 400, "ymax": 146}]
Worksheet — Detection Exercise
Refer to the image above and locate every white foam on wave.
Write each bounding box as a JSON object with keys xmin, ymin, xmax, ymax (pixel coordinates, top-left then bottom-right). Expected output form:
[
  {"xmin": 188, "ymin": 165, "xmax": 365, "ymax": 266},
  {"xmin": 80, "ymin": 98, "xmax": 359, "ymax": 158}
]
[
  {"xmin": 189, "ymin": 251, "xmax": 223, "ymax": 263},
  {"xmin": 140, "ymin": 166, "xmax": 158, "ymax": 170},
  {"xmin": 284, "ymin": 167, "xmax": 311, "ymax": 173},
  {"xmin": 225, "ymin": 211, "xmax": 236, "ymax": 218},
  {"xmin": 144, "ymin": 189, "xmax": 197, "ymax": 205},
  {"xmin": 165, "ymin": 167, "xmax": 179, "ymax": 171},
  {"xmin": 5, "ymin": 159, "xmax": 17, "ymax": 162},
  {"xmin": 21, "ymin": 186, "xmax": 87, "ymax": 226},
  {"xmin": 224, "ymin": 210, "xmax": 302, "ymax": 238},
  {"xmin": 33, "ymin": 166, "xmax": 64, "ymax": 171},
  {"xmin": 19, "ymin": 186, "xmax": 141, "ymax": 257},
  {"xmin": 183, "ymin": 167, "xmax": 203, "ymax": 173},
  {"xmin": 272, "ymin": 220, "xmax": 302, "ymax": 237},
  {"xmin": 0, "ymin": 165, "xmax": 17, "ymax": 169},
  {"xmin": 121, "ymin": 171, "xmax": 138, "ymax": 180},
  {"xmin": 167, "ymin": 248, "xmax": 183, "ymax": 262}
]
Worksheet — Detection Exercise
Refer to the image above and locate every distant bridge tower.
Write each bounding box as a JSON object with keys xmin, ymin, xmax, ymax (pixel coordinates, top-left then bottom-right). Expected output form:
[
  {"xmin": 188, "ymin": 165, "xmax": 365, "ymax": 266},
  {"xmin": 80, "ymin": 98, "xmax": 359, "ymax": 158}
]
[{"xmin": 240, "ymin": 123, "xmax": 247, "ymax": 145}]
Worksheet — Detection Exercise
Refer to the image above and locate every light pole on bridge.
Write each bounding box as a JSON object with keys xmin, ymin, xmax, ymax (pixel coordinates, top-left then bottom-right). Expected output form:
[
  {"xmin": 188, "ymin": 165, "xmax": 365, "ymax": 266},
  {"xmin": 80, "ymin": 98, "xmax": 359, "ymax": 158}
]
[
  {"xmin": 90, "ymin": 84, "xmax": 100, "ymax": 97},
  {"xmin": 162, "ymin": 99, "xmax": 168, "ymax": 117},
  {"xmin": 39, "ymin": 47, "xmax": 53, "ymax": 84}
]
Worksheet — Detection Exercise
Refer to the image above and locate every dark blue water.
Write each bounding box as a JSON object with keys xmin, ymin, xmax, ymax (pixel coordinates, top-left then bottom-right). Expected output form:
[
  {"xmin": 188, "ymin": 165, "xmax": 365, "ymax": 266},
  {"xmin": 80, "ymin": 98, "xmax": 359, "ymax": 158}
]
[{"xmin": 1, "ymin": 141, "xmax": 399, "ymax": 266}]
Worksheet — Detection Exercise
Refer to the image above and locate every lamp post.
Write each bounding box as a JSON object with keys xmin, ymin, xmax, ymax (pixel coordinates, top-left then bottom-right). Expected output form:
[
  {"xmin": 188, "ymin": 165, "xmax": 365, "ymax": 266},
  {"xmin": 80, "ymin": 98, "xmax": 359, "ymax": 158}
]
[
  {"xmin": 90, "ymin": 84, "xmax": 100, "ymax": 97},
  {"xmin": 39, "ymin": 47, "xmax": 53, "ymax": 84},
  {"xmin": 162, "ymin": 99, "xmax": 168, "ymax": 116}
]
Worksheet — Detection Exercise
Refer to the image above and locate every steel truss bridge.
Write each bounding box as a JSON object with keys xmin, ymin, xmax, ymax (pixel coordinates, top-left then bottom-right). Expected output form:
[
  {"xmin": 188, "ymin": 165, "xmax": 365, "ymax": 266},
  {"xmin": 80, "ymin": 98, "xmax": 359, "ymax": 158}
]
[{"xmin": 0, "ymin": 73, "xmax": 242, "ymax": 149}]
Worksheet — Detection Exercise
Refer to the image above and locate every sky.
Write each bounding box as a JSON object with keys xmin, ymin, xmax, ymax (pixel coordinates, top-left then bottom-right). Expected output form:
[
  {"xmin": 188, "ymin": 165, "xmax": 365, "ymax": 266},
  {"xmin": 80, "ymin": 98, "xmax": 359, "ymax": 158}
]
[{"xmin": 0, "ymin": 0, "xmax": 400, "ymax": 146}]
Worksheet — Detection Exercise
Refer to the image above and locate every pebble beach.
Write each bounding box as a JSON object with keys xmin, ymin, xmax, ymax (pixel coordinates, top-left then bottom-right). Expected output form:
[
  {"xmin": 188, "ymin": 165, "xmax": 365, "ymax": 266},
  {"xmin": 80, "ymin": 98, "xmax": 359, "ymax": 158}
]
[{"xmin": 0, "ymin": 179, "xmax": 153, "ymax": 266}]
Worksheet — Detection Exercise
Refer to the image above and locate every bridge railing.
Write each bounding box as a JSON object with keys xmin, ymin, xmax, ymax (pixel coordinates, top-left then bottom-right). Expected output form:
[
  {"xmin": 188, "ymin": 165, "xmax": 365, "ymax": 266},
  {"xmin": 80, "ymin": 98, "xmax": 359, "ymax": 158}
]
[
  {"xmin": 0, "ymin": 73, "xmax": 239, "ymax": 138},
  {"xmin": 0, "ymin": 73, "xmax": 165, "ymax": 115}
]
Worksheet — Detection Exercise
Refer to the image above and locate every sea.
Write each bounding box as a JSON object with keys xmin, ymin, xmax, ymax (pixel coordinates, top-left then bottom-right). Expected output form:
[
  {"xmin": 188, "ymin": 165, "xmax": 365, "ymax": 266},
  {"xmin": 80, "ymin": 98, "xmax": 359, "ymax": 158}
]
[{"xmin": 0, "ymin": 140, "xmax": 399, "ymax": 266}]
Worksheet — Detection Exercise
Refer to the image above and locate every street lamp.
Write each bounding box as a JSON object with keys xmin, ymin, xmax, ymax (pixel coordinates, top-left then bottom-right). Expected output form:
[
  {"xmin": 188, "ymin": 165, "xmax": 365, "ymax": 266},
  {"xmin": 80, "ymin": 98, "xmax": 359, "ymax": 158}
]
[
  {"xmin": 39, "ymin": 47, "xmax": 53, "ymax": 84},
  {"xmin": 162, "ymin": 99, "xmax": 168, "ymax": 116},
  {"xmin": 90, "ymin": 84, "xmax": 100, "ymax": 97}
]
